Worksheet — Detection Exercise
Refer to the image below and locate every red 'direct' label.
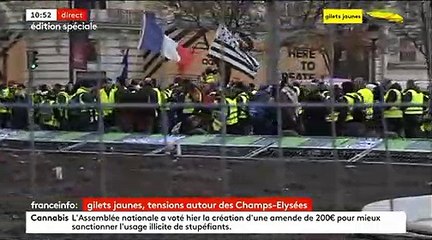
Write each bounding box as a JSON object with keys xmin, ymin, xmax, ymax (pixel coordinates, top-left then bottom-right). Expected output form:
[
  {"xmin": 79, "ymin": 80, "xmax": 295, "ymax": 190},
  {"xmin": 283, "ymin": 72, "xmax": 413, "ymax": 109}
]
[
  {"xmin": 57, "ymin": 9, "xmax": 88, "ymax": 21},
  {"xmin": 82, "ymin": 197, "xmax": 312, "ymax": 212}
]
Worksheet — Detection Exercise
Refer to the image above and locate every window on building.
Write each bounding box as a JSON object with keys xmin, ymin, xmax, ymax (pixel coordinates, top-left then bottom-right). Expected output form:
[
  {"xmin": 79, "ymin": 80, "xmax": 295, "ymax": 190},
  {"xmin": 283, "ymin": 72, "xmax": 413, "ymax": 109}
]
[
  {"xmin": 90, "ymin": 0, "xmax": 107, "ymax": 9},
  {"xmin": 74, "ymin": 0, "xmax": 106, "ymax": 9},
  {"xmin": 87, "ymin": 39, "xmax": 98, "ymax": 62},
  {"xmin": 399, "ymin": 38, "xmax": 416, "ymax": 62}
]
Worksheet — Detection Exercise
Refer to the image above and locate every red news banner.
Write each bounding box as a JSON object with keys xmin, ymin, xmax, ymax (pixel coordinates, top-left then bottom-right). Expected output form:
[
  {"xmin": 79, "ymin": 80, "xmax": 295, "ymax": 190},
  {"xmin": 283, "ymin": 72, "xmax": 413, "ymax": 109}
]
[
  {"xmin": 56, "ymin": 8, "xmax": 88, "ymax": 21},
  {"xmin": 82, "ymin": 197, "xmax": 312, "ymax": 212}
]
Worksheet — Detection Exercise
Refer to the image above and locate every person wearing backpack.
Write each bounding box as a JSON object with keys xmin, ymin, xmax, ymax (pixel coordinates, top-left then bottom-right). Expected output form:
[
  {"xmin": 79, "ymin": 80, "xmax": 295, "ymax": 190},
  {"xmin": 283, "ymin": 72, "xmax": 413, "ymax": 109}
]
[
  {"xmin": 337, "ymin": 81, "xmax": 366, "ymax": 137},
  {"xmin": 37, "ymin": 90, "xmax": 59, "ymax": 130}
]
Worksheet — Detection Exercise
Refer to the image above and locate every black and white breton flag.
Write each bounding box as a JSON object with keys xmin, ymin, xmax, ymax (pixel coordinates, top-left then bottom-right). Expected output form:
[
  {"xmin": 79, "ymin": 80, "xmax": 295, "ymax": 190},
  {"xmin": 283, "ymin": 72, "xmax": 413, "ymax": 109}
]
[
  {"xmin": 208, "ymin": 25, "xmax": 259, "ymax": 79},
  {"xmin": 142, "ymin": 25, "xmax": 208, "ymax": 78}
]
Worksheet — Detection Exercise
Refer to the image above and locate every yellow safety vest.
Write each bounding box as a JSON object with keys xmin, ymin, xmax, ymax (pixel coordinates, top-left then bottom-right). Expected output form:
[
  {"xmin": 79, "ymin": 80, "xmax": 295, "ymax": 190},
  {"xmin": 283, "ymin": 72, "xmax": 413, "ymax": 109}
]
[
  {"xmin": 325, "ymin": 112, "xmax": 340, "ymax": 122},
  {"xmin": 56, "ymin": 91, "xmax": 70, "ymax": 119},
  {"xmin": 153, "ymin": 88, "xmax": 163, "ymax": 106},
  {"xmin": 212, "ymin": 98, "xmax": 239, "ymax": 131},
  {"xmin": 324, "ymin": 91, "xmax": 338, "ymax": 122},
  {"xmin": 344, "ymin": 93, "xmax": 361, "ymax": 122},
  {"xmin": 32, "ymin": 93, "xmax": 43, "ymax": 105},
  {"xmin": 384, "ymin": 89, "xmax": 403, "ymax": 118},
  {"xmin": 57, "ymin": 91, "xmax": 70, "ymax": 102},
  {"xmin": 164, "ymin": 89, "xmax": 173, "ymax": 99},
  {"xmin": 293, "ymin": 86, "xmax": 300, "ymax": 95},
  {"xmin": 0, "ymin": 88, "xmax": 10, "ymax": 113},
  {"xmin": 424, "ymin": 94, "xmax": 430, "ymax": 115},
  {"xmin": 183, "ymin": 94, "xmax": 195, "ymax": 114},
  {"xmin": 100, "ymin": 87, "xmax": 117, "ymax": 116},
  {"xmin": 205, "ymin": 74, "xmax": 216, "ymax": 83},
  {"xmin": 71, "ymin": 87, "xmax": 88, "ymax": 101},
  {"xmin": 39, "ymin": 100, "xmax": 59, "ymax": 127},
  {"xmin": 237, "ymin": 92, "xmax": 249, "ymax": 119},
  {"xmin": 421, "ymin": 122, "xmax": 432, "ymax": 132},
  {"xmin": 404, "ymin": 89, "xmax": 424, "ymax": 115},
  {"xmin": 357, "ymin": 88, "xmax": 374, "ymax": 120},
  {"xmin": 321, "ymin": 90, "xmax": 330, "ymax": 100},
  {"xmin": 225, "ymin": 98, "xmax": 238, "ymax": 125},
  {"xmin": 71, "ymin": 87, "xmax": 98, "ymax": 122}
]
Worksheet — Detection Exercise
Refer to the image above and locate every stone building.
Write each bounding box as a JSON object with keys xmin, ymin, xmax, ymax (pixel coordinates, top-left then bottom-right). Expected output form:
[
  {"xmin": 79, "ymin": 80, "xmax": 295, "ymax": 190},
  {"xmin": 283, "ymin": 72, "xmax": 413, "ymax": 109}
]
[
  {"xmin": 383, "ymin": 1, "xmax": 429, "ymax": 88},
  {"xmin": 0, "ymin": 1, "xmax": 168, "ymax": 85}
]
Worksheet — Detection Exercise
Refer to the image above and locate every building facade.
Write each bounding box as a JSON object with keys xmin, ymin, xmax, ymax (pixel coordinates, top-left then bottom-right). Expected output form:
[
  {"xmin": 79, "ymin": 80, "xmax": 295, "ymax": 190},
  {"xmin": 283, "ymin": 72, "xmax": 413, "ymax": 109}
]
[
  {"xmin": 0, "ymin": 1, "xmax": 167, "ymax": 85},
  {"xmin": 383, "ymin": 0, "xmax": 429, "ymax": 89}
]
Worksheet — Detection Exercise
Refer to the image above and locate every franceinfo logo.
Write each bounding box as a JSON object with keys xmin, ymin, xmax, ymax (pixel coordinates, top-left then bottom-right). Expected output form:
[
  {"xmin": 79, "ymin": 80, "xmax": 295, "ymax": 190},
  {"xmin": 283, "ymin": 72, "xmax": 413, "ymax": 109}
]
[
  {"xmin": 28, "ymin": 22, "xmax": 97, "ymax": 32},
  {"xmin": 322, "ymin": 9, "xmax": 363, "ymax": 24}
]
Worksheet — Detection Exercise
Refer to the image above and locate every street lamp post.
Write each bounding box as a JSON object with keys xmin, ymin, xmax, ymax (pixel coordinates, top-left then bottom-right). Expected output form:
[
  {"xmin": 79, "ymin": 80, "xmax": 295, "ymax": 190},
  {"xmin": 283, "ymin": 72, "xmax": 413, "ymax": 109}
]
[
  {"xmin": 371, "ymin": 38, "xmax": 378, "ymax": 83},
  {"xmin": 424, "ymin": 1, "xmax": 432, "ymax": 84},
  {"xmin": 368, "ymin": 24, "xmax": 380, "ymax": 83}
]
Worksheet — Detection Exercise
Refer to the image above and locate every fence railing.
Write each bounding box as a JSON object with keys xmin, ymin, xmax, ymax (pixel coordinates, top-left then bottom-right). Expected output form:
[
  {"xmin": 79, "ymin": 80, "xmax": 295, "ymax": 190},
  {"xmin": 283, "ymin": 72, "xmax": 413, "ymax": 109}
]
[{"xmin": 0, "ymin": 2, "xmax": 432, "ymax": 218}]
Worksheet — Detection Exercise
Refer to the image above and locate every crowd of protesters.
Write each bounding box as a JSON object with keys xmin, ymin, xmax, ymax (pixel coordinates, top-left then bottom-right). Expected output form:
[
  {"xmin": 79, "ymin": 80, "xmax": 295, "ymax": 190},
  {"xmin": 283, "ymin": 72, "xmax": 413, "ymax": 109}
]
[{"xmin": 0, "ymin": 68, "xmax": 431, "ymax": 138}]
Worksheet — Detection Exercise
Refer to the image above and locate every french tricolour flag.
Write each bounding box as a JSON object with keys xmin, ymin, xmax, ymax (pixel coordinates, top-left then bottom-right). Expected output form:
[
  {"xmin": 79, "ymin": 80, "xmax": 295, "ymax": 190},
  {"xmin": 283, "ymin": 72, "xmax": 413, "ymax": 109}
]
[{"xmin": 137, "ymin": 12, "xmax": 181, "ymax": 62}]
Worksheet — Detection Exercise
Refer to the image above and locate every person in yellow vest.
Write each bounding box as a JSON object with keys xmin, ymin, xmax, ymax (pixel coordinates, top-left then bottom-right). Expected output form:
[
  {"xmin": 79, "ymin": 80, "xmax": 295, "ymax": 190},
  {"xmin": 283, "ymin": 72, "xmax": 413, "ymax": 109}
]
[
  {"xmin": 164, "ymin": 82, "xmax": 179, "ymax": 131},
  {"xmin": 422, "ymin": 91, "xmax": 430, "ymax": 133},
  {"xmin": 321, "ymin": 87, "xmax": 340, "ymax": 135},
  {"xmin": 337, "ymin": 81, "xmax": 366, "ymax": 136},
  {"xmin": 31, "ymin": 88, "xmax": 43, "ymax": 125},
  {"xmin": 233, "ymin": 82, "xmax": 251, "ymax": 134},
  {"xmin": 68, "ymin": 81, "xmax": 98, "ymax": 131},
  {"xmin": 420, "ymin": 120, "xmax": 432, "ymax": 137},
  {"xmin": 383, "ymin": 82, "xmax": 404, "ymax": 136},
  {"xmin": 179, "ymin": 79, "xmax": 201, "ymax": 123},
  {"xmin": 211, "ymin": 92, "xmax": 239, "ymax": 134},
  {"xmin": 0, "ymin": 83, "xmax": 11, "ymax": 128},
  {"xmin": 356, "ymin": 80, "xmax": 375, "ymax": 134},
  {"xmin": 99, "ymin": 78, "xmax": 118, "ymax": 129},
  {"xmin": 402, "ymin": 80, "xmax": 424, "ymax": 138},
  {"xmin": 149, "ymin": 78, "xmax": 165, "ymax": 133},
  {"xmin": 151, "ymin": 78, "xmax": 163, "ymax": 107},
  {"xmin": 55, "ymin": 85, "xmax": 71, "ymax": 130},
  {"xmin": 202, "ymin": 68, "xmax": 217, "ymax": 84},
  {"xmin": 420, "ymin": 89, "xmax": 431, "ymax": 137},
  {"xmin": 424, "ymin": 91, "xmax": 430, "ymax": 116},
  {"xmin": 37, "ymin": 91, "xmax": 60, "ymax": 130}
]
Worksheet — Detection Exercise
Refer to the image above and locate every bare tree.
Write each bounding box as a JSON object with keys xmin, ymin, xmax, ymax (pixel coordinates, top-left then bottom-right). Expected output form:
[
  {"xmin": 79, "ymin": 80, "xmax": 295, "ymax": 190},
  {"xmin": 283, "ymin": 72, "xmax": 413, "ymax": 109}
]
[
  {"xmin": 392, "ymin": 1, "xmax": 429, "ymax": 65},
  {"xmin": 163, "ymin": 1, "xmax": 264, "ymax": 33}
]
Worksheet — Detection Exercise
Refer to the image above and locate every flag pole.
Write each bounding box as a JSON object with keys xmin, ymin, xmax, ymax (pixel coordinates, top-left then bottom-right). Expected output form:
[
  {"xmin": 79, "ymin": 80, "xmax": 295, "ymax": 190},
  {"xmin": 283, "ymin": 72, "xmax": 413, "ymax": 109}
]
[{"xmin": 68, "ymin": 0, "xmax": 73, "ymax": 83}]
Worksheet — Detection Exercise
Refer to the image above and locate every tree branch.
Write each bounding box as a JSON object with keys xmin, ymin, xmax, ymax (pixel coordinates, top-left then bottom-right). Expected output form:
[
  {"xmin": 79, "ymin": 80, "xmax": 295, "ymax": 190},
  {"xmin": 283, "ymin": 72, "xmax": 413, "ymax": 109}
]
[
  {"xmin": 312, "ymin": 1, "xmax": 329, "ymax": 23},
  {"xmin": 347, "ymin": 1, "xmax": 358, "ymax": 9},
  {"xmin": 419, "ymin": 2, "xmax": 429, "ymax": 60},
  {"xmin": 400, "ymin": 31, "xmax": 426, "ymax": 57},
  {"xmin": 302, "ymin": 0, "xmax": 314, "ymax": 23}
]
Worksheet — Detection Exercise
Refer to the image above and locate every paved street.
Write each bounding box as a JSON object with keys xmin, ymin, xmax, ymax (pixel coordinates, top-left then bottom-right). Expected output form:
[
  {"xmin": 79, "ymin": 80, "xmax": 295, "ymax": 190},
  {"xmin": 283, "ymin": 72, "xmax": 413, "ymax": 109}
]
[{"xmin": 0, "ymin": 151, "xmax": 431, "ymax": 239}]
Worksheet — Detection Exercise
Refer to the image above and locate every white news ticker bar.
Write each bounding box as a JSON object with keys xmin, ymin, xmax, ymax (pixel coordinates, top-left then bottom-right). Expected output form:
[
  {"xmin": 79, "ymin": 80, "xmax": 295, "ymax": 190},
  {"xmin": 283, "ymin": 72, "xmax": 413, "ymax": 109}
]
[
  {"xmin": 26, "ymin": 211, "xmax": 407, "ymax": 234},
  {"xmin": 25, "ymin": 9, "xmax": 57, "ymax": 21}
]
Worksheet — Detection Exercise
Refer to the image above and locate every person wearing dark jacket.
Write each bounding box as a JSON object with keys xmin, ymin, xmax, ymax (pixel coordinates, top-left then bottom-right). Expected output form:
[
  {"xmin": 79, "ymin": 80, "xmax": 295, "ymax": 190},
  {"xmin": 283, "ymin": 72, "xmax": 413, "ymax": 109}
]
[
  {"xmin": 68, "ymin": 81, "xmax": 98, "ymax": 131},
  {"xmin": 10, "ymin": 85, "xmax": 28, "ymax": 129},
  {"xmin": 0, "ymin": 83, "xmax": 11, "ymax": 128},
  {"xmin": 117, "ymin": 79, "xmax": 157, "ymax": 133},
  {"xmin": 337, "ymin": 81, "xmax": 366, "ymax": 137},
  {"xmin": 302, "ymin": 88, "xmax": 330, "ymax": 136},
  {"xmin": 135, "ymin": 79, "xmax": 158, "ymax": 133},
  {"xmin": 249, "ymin": 85, "xmax": 276, "ymax": 135}
]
